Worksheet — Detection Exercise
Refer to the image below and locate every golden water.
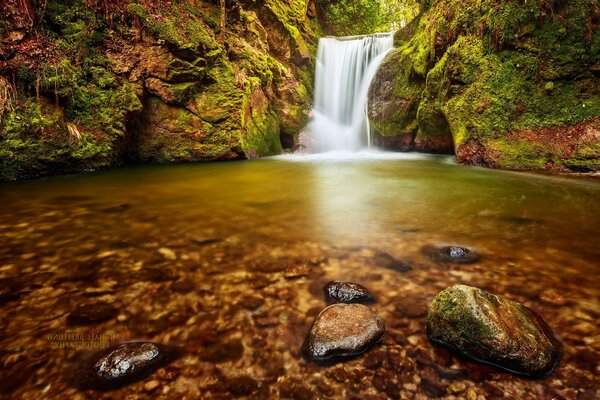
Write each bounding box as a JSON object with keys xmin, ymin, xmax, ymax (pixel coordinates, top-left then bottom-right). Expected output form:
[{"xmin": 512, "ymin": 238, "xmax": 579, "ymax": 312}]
[{"xmin": 1, "ymin": 153, "xmax": 598, "ymax": 399}]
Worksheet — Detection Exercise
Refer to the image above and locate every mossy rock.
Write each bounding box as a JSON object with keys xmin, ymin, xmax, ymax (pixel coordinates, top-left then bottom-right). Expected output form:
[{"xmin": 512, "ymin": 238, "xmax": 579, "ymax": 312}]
[
  {"xmin": 368, "ymin": 0, "xmax": 600, "ymax": 171},
  {"xmin": 427, "ymin": 285, "xmax": 562, "ymax": 378}
]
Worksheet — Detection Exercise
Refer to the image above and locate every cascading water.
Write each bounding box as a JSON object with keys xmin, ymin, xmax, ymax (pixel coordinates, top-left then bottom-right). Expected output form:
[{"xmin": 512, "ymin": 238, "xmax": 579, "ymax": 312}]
[{"xmin": 308, "ymin": 33, "xmax": 394, "ymax": 152}]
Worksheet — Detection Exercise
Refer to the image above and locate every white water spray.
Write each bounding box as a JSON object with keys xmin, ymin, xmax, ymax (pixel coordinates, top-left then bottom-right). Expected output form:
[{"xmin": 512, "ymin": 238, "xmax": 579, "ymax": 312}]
[{"xmin": 308, "ymin": 33, "xmax": 394, "ymax": 152}]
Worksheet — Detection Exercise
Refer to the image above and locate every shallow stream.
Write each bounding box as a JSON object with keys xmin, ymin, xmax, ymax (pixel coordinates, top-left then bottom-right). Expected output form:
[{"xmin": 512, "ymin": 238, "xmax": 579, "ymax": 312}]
[{"xmin": 1, "ymin": 152, "xmax": 599, "ymax": 399}]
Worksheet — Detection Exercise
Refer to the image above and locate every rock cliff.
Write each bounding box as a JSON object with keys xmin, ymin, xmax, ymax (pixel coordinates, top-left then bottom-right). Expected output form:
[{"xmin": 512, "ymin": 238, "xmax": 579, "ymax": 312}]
[
  {"xmin": 368, "ymin": 0, "xmax": 600, "ymax": 172},
  {"xmin": 0, "ymin": 0, "xmax": 319, "ymax": 180}
]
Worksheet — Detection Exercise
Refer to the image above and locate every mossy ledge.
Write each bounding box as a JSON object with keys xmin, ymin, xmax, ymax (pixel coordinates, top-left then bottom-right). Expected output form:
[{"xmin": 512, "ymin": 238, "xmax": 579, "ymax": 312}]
[
  {"xmin": 0, "ymin": 0, "xmax": 319, "ymax": 181},
  {"xmin": 368, "ymin": 0, "xmax": 600, "ymax": 172}
]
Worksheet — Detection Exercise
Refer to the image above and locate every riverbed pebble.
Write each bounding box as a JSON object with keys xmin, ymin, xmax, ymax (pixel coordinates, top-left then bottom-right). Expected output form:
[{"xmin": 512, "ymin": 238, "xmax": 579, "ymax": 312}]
[
  {"xmin": 66, "ymin": 301, "xmax": 118, "ymax": 325},
  {"xmin": 324, "ymin": 281, "xmax": 374, "ymax": 304},
  {"xmin": 422, "ymin": 245, "xmax": 480, "ymax": 264}
]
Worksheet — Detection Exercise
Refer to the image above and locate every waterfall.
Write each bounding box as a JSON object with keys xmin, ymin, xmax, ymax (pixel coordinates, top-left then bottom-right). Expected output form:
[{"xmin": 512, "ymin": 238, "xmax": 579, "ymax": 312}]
[{"xmin": 308, "ymin": 33, "xmax": 394, "ymax": 153}]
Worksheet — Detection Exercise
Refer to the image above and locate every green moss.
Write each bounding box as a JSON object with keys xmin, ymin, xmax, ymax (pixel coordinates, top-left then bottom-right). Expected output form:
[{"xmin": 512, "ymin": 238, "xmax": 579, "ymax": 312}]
[
  {"xmin": 371, "ymin": 0, "xmax": 600, "ymax": 170},
  {"xmin": 430, "ymin": 286, "xmax": 496, "ymax": 341},
  {"xmin": 564, "ymin": 143, "xmax": 600, "ymax": 172},
  {"xmin": 487, "ymin": 139, "xmax": 552, "ymax": 170},
  {"xmin": 0, "ymin": 99, "xmax": 114, "ymax": 181},
  {"xmin": 127, "ymin": 1, "xmax": 221, "ymax": 57}
]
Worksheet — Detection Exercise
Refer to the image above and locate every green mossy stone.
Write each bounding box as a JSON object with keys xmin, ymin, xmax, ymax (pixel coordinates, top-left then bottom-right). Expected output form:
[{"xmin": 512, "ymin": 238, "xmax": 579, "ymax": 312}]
[{"xmin": 427, "ymin": 285, "xmax": 562, "ymax": 378}]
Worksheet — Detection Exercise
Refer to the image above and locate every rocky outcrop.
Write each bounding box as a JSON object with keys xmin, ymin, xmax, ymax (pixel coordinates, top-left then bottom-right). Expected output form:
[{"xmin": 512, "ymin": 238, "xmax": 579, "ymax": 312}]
[
  {"xmin": 368, "ymin": 0, "xmax": 600, "ymax": 172},
  {"xmin": 0, "ymin": 0, "xmax": 320, "ymax": 180},
  {"xmin": 427, "ymin": 285, "xmax": 562, "ymax": 378}
]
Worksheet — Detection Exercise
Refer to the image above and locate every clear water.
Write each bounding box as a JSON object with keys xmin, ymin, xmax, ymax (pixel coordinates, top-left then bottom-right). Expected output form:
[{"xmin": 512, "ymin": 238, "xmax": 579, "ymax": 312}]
[{"xmin": 1, "ymin": 154, "xmax": 599, "ymax": 399}]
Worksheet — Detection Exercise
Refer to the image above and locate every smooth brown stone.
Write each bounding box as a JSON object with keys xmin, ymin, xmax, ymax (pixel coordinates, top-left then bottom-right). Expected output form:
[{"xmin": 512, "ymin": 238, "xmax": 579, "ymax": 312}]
[{"xmin": 302, "ymin": 303, "xmax": 385, "ymax": 361}]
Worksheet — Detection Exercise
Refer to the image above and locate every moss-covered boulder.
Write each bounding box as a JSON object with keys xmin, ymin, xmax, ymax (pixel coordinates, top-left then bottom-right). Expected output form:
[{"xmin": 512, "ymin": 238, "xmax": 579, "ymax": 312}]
[
  {"xmin": 427, "ymin": 285, "xmax": 562, "ymax": 378},
  {"xmin": 369, "ymin": 0, "xmax": 600, "ymax": 172}
]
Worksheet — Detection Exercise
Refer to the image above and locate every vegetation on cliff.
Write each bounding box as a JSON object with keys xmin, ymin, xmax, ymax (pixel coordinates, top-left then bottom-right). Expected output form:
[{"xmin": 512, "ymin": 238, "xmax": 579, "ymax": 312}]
[
  {"xmin": 2, "ymin": 0, "xmax": 599, "ymax": 179},
  {"xmin": 369, "ymin": 0, "xmax": 600, "ymax": 171},
  {"xmin": 0, "ymin": 0, "xmax": 319, "ymax": 180}
]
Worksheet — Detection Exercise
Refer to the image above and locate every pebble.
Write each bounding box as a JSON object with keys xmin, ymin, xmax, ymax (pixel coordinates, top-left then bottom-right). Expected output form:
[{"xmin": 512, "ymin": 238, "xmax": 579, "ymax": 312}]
[
  {"xmin": 422, "ymin": 245, "xmax": 480, "ymax": 264},
  {"xmin": 324, "ymin": 281, "xmax": 374, "ymax": 304},
  {"xmin": 66, "ymin": 301, "xmax": 118, "ymax": 325},
  {"xmin": 158, "ymin": 248, "xmax": 177, "ymax": 260}
]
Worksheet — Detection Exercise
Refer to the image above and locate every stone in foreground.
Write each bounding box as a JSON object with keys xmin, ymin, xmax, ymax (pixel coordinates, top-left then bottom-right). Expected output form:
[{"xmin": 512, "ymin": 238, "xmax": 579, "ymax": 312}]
[
  {"xmin": 324, "ymin": 281, "xmax": 374, "ymax": 304},
  {"xmin": 427, "ymin": 285, "xmax": 561, "ymax": 378},
  {"xmin": 303, "ymin": 304, "xmax": 385, "ymax": 361},
  {"xmin": 422, "ymin": 245, "xmax": 480, "ymax": 264},
  {"xmin": 89, "ymin": 342, "xmax": 175, "ymax": 389}
]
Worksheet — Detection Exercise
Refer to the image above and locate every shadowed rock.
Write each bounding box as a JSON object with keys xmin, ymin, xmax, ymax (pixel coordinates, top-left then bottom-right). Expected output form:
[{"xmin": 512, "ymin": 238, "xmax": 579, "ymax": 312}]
[
  {"xmin": 373, "ymin": 250, "xmax": 412, "ymax": 272},
  {"xmin": 422, "ymin": 245, "xmax": 480, "ymax": 264},
  {"xmin": 427, "ymin": 285, "xmax": 561, "ymax": 378},
  {"xmin": 67, "ymin": 302, "xmax": 118, "ymax": 325},
  {"xmin": 303, "ymin": 304, "xmax": 385, "ymax": 361},
  {"xmin": 324, "ymin": 281, "xmax": 374, "ymax": 304}
]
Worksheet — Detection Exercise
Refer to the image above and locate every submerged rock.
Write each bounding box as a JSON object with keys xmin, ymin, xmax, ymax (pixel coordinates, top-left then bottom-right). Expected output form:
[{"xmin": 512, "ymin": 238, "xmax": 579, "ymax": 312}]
[
  {"xmin": 422, "ymin": 245, "xmax": 480, "ymax": 264},
  {"xmin": 324, "ymin": 281, "xmax": 374, "ymax": 304},
  {"xmin": 67, "ymin": 302, "xmax": 118, "ymax": 325},
  {"xmin": 303, "ymin": 304, "xmax": 385, "ymax": 361},
  {"xmin": 427, "ymin": 285, "xmax": 561, "ymax": 377},
  {"xmin": 373, "ymin": 250, "xmax": 412, "ymax": 272},
  {"xmin": 89, "ymin": 342, "xmax": 175, "ymax": 389}
]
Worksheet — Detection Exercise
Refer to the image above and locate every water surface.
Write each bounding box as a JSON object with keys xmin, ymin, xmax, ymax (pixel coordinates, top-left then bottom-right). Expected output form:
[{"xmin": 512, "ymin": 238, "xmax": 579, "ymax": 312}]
[{"xmin": 1, "ymin": 154, "xmax": 599, "ymax": 399}]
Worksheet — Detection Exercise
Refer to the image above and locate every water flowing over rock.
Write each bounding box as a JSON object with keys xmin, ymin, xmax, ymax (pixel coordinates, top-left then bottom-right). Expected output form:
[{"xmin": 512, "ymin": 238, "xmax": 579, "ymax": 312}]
[
  {"xmin": 303, "ymin": 303, "xmax": 385, "ymax": 361},
  {"xmin": 427, "ymin": 285, "xmax": 562, "ymax": 378},
  {"xmin": 87, "ymin": 342, "xmax": 175, "ymax": 389},
  {"xmin": 307, "ymin": 33, "xmax": 394, "ymax": 152},
  {"xmin": 324, "ymin": 281, "xmax": 374, "ymax": 304}
]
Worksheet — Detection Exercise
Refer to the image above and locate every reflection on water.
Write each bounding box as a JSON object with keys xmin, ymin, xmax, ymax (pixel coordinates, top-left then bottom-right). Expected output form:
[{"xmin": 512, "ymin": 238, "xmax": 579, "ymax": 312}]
[{"xmin": 0, "ymin": 155, "xmax": 599, "ymax": 399}]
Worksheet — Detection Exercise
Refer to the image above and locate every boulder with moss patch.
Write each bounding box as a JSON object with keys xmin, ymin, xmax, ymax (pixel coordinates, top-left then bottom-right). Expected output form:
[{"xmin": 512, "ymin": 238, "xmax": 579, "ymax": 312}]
[{"xmin": 427, "ymin": 285, "xmax": 562, "ymax": 378}]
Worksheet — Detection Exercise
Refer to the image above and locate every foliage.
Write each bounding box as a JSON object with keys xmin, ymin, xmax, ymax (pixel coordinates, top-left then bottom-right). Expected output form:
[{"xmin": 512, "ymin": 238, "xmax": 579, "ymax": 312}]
[{"xmin": 317, "ymin": 0, "xmax": 419, "ymax": 35}]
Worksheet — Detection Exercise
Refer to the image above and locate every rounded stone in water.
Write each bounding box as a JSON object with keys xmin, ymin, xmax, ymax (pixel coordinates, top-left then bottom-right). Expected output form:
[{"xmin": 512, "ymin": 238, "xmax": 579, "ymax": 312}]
[
  {"xmin": 302, "ymin": 303, "xmax": 385, "ymax": 361},
  {"xmin": 426, "ymin": 284, "xmax": 562, "ymax": 378}
]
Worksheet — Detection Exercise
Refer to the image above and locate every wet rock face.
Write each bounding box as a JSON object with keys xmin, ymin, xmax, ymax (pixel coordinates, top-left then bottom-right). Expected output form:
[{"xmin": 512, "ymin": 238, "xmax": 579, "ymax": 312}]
[
  {"xmin": 303, "ymin": 304, "xmax": 385, "ymax": 361},
  {"xmin": 422, "ymin": 245, "xmax": 480, "ymax": 264},
  {"xmin": 427, "ymin": 285, "xmax": 562, "ymax": 378},
  {"xmin": 324, "ymin": 281, "xmax": 374, "ymax": 304},
  {"xmin": 90, "ymin": 342, "xmax": 172, "ymax": 389}
]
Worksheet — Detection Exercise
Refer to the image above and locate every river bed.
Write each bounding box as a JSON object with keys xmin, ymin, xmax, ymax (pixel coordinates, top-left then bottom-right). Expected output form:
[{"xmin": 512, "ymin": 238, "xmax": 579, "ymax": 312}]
[{"xmin": 1, "ymin": 152, "xmax": 599, "ymax": 399}]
